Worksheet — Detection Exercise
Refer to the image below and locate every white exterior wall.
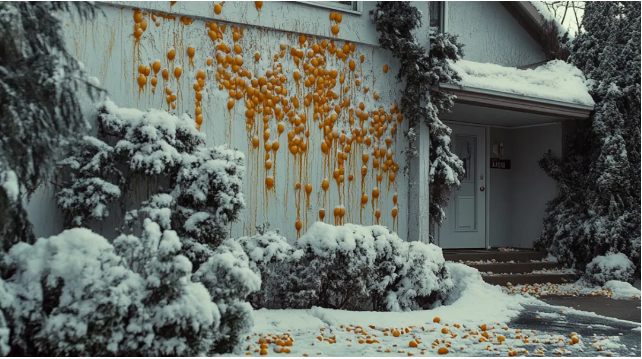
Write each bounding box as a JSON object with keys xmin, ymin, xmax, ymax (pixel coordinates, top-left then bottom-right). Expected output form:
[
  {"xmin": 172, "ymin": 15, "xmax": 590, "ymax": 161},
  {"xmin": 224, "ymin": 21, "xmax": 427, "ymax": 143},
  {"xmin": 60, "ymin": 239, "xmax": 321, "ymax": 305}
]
[
  {"xmin": 489, "ymin": 124, "xmax": 562, "ymax": 248},
  {"xmin": 27, "ymin": 1, "xmax": 437, "ymax": 241},
  {"xmin": 445, "ymin": 1, "xmax": 547, "ymax": 67}
]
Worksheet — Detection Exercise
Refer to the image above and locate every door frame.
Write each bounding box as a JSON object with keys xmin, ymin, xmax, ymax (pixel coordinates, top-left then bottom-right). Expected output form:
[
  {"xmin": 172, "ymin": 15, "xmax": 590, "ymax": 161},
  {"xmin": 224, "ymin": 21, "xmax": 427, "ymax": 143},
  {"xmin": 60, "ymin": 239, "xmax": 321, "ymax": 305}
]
[{"xmin": 437, "ymin": 121, "xmax": 491, "ymax": 249}]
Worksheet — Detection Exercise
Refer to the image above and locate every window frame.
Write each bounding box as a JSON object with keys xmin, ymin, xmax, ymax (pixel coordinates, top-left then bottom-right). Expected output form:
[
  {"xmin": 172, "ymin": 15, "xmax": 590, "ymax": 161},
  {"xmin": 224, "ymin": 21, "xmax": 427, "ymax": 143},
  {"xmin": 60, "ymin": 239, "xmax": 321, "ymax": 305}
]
[
  {"xmin": 430, "ymin": 1, "xmax": 446, "ymax": 33},
  {"xmin": 301, "ymin": 1, "xmax": 362, "ymax": 15}
]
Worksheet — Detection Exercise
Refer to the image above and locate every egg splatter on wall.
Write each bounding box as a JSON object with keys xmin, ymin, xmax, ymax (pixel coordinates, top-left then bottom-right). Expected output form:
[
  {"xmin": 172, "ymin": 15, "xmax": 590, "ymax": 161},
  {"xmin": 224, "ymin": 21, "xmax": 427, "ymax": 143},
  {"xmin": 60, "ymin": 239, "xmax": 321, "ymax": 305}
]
[{"xmin": 77, "ymin": 2, "xmax": 407, "ymax": 238}]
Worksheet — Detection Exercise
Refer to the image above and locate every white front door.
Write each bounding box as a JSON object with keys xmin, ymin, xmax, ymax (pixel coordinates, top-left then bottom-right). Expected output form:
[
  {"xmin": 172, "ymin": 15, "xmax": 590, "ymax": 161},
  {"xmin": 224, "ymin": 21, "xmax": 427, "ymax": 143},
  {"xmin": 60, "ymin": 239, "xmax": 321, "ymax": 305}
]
[{"xmin": 439, "ymin": 124, "xmax": 487, "ymax": 248}]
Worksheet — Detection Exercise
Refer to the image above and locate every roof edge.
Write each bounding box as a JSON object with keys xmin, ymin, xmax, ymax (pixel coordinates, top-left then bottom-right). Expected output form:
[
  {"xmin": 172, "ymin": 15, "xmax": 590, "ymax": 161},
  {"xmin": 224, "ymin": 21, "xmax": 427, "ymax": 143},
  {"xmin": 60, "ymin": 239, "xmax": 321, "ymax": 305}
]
[{"xmin": 440, "ymin": 83, "xmax": 593, "ymax": 120}]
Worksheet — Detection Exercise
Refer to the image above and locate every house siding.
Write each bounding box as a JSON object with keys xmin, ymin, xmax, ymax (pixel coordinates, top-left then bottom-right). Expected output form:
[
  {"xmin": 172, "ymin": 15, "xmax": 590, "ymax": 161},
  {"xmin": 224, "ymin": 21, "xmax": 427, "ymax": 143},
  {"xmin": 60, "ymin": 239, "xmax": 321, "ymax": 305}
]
[
  {"xmin": 445, "ymin": 1, "xmax": 548, "ymax": 67},
  {"xmin": 26, "ymin": 1, "xmax": 431, "ymax": 241}
]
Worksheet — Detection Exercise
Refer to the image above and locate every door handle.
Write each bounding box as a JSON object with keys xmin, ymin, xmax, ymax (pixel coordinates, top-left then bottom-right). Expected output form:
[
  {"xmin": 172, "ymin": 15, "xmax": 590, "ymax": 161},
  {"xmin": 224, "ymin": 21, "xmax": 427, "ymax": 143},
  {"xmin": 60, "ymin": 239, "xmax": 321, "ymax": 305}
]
[{"xmin": 480, "ymin": 185, "xmax": 485, "ymax": 192}]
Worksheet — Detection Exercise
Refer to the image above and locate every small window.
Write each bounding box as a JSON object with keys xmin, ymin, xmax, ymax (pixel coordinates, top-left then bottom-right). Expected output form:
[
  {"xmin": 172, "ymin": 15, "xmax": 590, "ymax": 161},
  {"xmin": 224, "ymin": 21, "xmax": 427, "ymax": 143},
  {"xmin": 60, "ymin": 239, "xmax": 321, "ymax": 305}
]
[
  {"xmin": 430, "ymin": 1, "xmax": 445, "ymax": 33},
  {"xmin": 304, "ymin": 1, "xmax": 361, "ymax": 14}
]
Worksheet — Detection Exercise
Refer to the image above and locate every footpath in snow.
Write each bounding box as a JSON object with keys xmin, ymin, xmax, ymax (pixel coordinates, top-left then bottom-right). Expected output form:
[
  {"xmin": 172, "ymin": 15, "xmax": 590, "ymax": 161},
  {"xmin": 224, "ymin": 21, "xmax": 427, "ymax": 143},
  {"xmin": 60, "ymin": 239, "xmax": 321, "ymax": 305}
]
[{"xmin": 241, "ymin": 263, "xmax": 641, "ymax": 356}]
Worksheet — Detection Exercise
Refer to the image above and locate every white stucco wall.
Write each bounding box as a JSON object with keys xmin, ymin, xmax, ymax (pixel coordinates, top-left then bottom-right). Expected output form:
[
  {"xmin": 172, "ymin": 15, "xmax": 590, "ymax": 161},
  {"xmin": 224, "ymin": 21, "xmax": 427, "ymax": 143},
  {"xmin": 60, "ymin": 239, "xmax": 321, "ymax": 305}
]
[
  {"xmin": 488, "ymin": 124, "xmax": 561, "ymax": 248},
  {"xmin": 27, "ymin": 1, "xmax": 433, "ymax": 241},
  {"xmin": 445, "ymin": 1, "xmax": 547, "ymax": 67}
]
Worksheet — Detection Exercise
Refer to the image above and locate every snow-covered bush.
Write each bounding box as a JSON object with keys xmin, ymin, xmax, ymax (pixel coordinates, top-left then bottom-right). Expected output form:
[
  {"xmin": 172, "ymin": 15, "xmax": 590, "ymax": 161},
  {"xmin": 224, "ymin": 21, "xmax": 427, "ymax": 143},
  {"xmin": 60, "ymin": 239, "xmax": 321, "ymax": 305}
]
[
  {"xmin": 237, "ymin": 229, "xmax": 302, "ymax": 309},
  {"xmin": 386, "ymin": 241, "xmax": 454, "ymax": 311},
  {"xmin": 50, "ymin": 100, "xmax": 253, "ymax": 354},
  {"xmin": 1, "ymin": 228, "xmax": 143, "ymax": 355},
  {"xmin": 193, "ymin": 240, "xmax": 260, "ymax": 353},
  {"xmin": 250, "ymin": 222, "xmax": 453, "ymax": 311},
  {"xmin": 59, "ymin": 100, "xmax": 245, "ymax": 265},
  {"xmin": 175, "ymin": 146, "xmax": 245, "ymax": 260},
  {"xmin": 584, "ymin": 253, "xmax": 635, "ymax": 286},
  {"xmin": 114, "ymin": 220, "xmax": 221, "ymax": 356},
  {"xmin": 0, "ymin": 225, "xmax": 224, "ymax": 356}
]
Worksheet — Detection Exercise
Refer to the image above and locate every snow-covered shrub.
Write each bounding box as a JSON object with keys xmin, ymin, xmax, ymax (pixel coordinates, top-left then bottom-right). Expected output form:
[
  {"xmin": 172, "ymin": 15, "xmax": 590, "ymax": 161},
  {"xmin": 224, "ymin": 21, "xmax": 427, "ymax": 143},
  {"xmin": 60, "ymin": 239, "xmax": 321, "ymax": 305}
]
[
  {"xmin": 584, "ymin": 253, "xmax": 635, "ymax": 285},
  {"xmin": 0, "ymin": 224, "xmax": 224, "ymax": 356},
  {"xmin": 58, "ymin": 100, "xmax": 245, "ymax": 265},
  {"xmin": 113, "ymin": 220, "xmax": 221, "ymax": 356},
  {"xmin": 56, "ymin": 136, "xmax": 121, "ymax": 226},
  {"xmin": 1, "ymin": 228, "xmax": 144, "ymax": 356},
  {"xmin": 386, "ymin": 241, "xmax": 454, "ymax": 311},
  {"xmin": 269, "ymin": 222, "xmax": 452, "ymax": 311},
  {"xmin": 175, "ymin": 146, "xmax": 245, "ymax": 259},
  {"xmin": 52, "ymin": 100, "xmax": 253, "ymax": 354},
  {"xmin": 237, "ymin": 229, "xmax": 303, "ymax": 309},
  {"xmin": 193, "ymin": 240, "xmax": 260, "ymax": 353}
]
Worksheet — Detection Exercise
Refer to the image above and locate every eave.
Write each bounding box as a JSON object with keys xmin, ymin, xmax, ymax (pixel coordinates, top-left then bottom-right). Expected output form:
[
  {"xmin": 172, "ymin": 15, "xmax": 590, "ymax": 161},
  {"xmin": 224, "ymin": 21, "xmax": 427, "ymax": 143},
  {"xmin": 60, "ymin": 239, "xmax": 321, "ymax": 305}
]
[{"xmin": 439, "ymin": 83, "xmax": 593, "ymax": 120}]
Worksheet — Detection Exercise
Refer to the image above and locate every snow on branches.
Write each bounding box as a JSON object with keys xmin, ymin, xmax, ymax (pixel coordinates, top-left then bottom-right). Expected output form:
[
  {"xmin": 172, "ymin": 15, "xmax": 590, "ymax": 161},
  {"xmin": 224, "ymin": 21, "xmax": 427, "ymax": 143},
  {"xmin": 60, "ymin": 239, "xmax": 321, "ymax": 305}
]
[
  {"xmin": 371, "ymin": 2, "xmax": 465, "ymax": 226},
  {"xmin": 1, "ymin": 226, "xmax": 224, "ymax": 356},
  {"xmin": 57, "ymin": 99, "xmax": 245, "ymax": 258},
  {"xmin": 0, "ymin": 2, "xmax": 99, "ymax": 247},
  {"xmin": 240, "ymin": 222, "xmax": 453, "ymax": 312},
  {"xmin": 537, "ymin": 2, "xmax": 641, "ymax": 272},
  {"xmin": 47, "ymin": 99, "xmax": 254, "ymax": 355}
]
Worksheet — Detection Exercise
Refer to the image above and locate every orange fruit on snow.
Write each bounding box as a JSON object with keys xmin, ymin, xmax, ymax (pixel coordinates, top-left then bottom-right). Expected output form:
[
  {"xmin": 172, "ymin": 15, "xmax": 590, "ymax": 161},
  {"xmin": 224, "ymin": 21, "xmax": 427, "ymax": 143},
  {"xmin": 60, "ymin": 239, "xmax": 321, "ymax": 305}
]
[
  {"xmin": 392, "ymin": 329, "xmax": 401, "ymax": 337},
  {"xmin": 433, "ymin": 316, "xmax": 441, "ymax": 323},
  {"xmin": 437, "ymin": 347, "xmax": 448, "ymax": 355},
  {"xmin": 409, "ymin": 340, "xmax": 418, "ymax": 348}
]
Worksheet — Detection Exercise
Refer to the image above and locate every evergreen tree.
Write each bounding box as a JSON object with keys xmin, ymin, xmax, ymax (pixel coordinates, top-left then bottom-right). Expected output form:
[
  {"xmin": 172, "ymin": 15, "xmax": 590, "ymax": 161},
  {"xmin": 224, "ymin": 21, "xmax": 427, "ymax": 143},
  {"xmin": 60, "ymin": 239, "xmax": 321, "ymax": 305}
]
[
  {"xmin": 372, "ymin": 2, "xmax": 465, "ymax": 228},
  {"xmin": 0, "ymin": 2, "xmax": 99, "ymax": 249},
  {"xmin": 537, "ymin": 2, "xmax": 641, "ymax": 273}
]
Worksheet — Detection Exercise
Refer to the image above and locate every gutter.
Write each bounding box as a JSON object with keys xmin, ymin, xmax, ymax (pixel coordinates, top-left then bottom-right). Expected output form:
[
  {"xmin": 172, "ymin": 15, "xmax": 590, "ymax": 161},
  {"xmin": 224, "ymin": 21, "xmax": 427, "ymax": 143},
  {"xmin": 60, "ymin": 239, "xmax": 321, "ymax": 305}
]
[{"xmin": 439, "ymin": 83, "xmax": 594, "ymax": 120}]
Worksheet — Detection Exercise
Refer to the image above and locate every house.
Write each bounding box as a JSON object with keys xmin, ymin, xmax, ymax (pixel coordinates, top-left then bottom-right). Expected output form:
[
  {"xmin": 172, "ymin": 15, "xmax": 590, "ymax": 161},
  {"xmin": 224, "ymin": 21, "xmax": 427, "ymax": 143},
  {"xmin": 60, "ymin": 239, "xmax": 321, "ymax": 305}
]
[{"xmin": 26, "ymin": 1, "xmax": 593, "ymax": 250}]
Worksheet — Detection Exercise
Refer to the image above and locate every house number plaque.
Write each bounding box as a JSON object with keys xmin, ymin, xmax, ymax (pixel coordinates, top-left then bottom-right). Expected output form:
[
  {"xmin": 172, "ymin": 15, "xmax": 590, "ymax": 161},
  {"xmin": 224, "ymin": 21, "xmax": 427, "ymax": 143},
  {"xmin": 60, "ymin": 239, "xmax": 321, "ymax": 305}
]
[{"xmin": 490, "ymin": 158, "xmax": 511, "ymax": 169}]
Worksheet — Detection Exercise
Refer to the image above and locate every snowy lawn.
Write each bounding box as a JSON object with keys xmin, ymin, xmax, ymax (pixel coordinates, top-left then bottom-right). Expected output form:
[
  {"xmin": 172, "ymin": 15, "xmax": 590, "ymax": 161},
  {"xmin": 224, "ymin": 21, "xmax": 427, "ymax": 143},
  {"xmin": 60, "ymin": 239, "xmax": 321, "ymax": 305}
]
[{"xmin": 238, "ymin": 263, "xmax": 636, "ymax": 356}]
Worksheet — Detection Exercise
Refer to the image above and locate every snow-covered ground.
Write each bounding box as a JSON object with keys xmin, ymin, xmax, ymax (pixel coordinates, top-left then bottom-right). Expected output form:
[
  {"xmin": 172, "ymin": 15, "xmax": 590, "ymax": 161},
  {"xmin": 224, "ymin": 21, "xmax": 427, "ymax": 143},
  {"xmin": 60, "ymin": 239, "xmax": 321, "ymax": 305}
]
[{"xmin": 238, "ymin": 263, "xmax": 641, "ymax": 356}]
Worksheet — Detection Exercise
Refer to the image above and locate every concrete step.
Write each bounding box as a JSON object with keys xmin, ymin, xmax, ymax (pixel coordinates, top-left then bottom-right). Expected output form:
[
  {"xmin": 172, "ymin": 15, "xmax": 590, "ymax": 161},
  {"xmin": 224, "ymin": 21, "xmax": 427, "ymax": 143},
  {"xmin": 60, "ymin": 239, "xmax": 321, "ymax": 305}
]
[
  {"xmin": 443, "ymin": 249, "xmax": 547, "ymax": 263},
  {"xmin": 468, "ymin": 261, "xmax": 560, "ymax": 274},
  {"xmin": 482, "ymin": 273, "xmax": 580, "ymax": 286}
]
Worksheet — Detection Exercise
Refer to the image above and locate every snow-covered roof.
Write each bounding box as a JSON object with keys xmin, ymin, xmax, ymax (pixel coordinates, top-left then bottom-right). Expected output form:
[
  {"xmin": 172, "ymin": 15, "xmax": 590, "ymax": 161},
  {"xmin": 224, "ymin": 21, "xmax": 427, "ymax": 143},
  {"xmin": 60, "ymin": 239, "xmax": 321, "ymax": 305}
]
[{"xmin": 447, "ymin": 59, "xmax": 594, "ymax": 107}]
